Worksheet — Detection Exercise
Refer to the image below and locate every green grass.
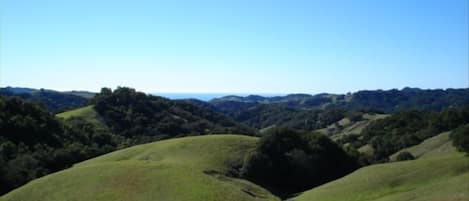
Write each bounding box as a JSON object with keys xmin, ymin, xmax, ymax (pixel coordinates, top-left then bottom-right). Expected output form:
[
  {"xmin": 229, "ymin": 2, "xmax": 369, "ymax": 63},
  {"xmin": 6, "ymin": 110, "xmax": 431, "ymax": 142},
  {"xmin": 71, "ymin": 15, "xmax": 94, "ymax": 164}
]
[
  {"xmin": 56, "ymin": 105, "xmax": 105, "ymax": 126},
  {"xmin": 1, "ymin": 135, "xmax": 279, "ymax": 201},
  {"xmin": 389, "ymin": 132, "xmax": 455, "ymax": 161},
  {"xmin": 294, "ymin": 138, "xmax": 469, "ymax": 201}
]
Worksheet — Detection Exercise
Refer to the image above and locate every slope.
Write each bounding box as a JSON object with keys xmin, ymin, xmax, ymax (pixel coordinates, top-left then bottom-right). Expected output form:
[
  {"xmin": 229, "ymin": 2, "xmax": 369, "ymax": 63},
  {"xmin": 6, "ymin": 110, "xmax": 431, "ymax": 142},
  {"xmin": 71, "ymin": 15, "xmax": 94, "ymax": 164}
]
[
  {"xmin": 294, "ymin": 133, "xmax": 469, "ymax": 201},
  {"xmin": 389, "ymin": 131, "xmax": 455, "ymax": 161},
  {"xmin": 1, "ymin": 135, "xmax": 280, "ymax": 201},
  {"xmin": 317, "ymin": 113, "xmax": 389, "ymax": 141},
  {"xmin": 56, "ymin": 105, "xmax": 105, "ymax": 126}
]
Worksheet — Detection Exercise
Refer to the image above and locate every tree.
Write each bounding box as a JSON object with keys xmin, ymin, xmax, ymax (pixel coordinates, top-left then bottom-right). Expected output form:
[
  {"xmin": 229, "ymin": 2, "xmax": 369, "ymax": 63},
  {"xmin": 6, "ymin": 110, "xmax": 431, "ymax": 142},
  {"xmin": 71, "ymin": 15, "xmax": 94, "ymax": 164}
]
[
  {"xmin": 450, "ymin": 124, "xmax": 469, "ymax": 154},
  {"xmin": 241, "ymin": 128, "xmax": 357, "ymax": 197},
  {"xmin": 396, "ymin": 151, "xmax": 415, "ymax": 161}
]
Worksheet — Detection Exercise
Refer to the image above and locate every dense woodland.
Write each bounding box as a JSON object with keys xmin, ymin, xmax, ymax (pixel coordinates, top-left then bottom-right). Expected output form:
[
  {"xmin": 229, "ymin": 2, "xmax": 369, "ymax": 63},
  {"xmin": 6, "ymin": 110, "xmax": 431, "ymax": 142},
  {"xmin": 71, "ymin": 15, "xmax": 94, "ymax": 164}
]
[
  {"xmin": 0, "ymin": 96, "xmax": 117, "ymax": 194},
  {"xmin": 1, "ymin": 87, "xmax": 469, "ymax": 196}
]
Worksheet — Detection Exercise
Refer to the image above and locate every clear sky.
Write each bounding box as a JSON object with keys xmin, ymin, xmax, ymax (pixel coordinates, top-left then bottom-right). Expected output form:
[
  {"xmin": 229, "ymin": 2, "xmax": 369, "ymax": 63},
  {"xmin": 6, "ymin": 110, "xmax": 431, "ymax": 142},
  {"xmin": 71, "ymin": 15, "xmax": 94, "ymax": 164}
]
[{"xmin": 1, "ymin": 0, "xmax": 468, "ymax": 94}]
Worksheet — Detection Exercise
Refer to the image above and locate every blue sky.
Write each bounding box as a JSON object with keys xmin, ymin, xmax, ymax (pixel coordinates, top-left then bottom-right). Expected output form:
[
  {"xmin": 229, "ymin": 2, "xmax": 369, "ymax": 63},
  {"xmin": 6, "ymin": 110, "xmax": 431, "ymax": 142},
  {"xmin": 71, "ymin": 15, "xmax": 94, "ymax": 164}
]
[{"xmin": 1, "ymin": 0, "xmax": 468, "ymax": 93}]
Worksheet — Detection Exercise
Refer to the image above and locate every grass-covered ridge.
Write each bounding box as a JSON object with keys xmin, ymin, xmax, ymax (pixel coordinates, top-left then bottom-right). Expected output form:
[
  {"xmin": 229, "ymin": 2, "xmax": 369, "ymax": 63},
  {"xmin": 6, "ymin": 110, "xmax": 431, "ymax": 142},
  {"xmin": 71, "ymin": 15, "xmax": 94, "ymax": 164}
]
[
  {"xmin": 1, "ymin": 135, "xmax": 280, "ymax": 201},
  {"xmin": 294, "ymin": 134, "xmax": 469, "ymax": 201},
  {"xmin": 56, "ymin": 105, "xmax": 105, "ymax": 126}
]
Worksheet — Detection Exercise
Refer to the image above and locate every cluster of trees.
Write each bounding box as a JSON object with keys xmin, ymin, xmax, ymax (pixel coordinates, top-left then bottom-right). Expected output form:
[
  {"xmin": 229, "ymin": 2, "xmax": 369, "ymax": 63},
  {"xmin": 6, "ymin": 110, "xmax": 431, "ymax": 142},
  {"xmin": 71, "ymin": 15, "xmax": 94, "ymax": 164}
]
[
  {"xmin": 0, "ymin": 96, "xmax": 118, "ymax": 194},
  {"xmin": 92, "ymin": 87, "xmax": 254, "ymax": 141},
  {"xmin": 240, "ymin": 128, "xmax": 357, "ymax": 197},
  {"xmin": 340, "ymin": 106, "xmax": 469, "ymax": 163}
]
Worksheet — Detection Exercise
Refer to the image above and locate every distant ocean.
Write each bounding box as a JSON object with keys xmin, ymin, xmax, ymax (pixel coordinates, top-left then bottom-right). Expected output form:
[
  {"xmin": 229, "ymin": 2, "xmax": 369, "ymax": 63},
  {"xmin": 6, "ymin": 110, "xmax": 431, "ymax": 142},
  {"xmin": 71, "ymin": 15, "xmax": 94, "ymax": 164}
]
[{"xmin": 151, "ymin": 93, "xmax": 284, "ymax": 101}]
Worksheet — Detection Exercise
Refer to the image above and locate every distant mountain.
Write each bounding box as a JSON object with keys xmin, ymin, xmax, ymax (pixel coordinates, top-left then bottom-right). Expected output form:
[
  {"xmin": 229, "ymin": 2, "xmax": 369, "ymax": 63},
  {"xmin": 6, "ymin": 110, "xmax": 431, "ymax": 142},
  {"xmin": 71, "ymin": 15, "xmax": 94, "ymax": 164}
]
[
  {"xmin": 0, "ymin": 87, "xmax": 95, "ymax": 113},
  {"xmin": 210, "ymin": 88, "xmax": 469, "ymax": 113},
  {"xmin": 211, "ymin": 93, "xmax": 316, "ymax": 103},
  {"xmin": 63, "ymin": 90, "xmax": 95, "ymax": 99},
  {"xmin": 339, "ymin": 88, "xmax": 469, "ymax": 112},
  {"xmin": 1, "ymin": 87, "xmax": 37, "ymax": 94}
]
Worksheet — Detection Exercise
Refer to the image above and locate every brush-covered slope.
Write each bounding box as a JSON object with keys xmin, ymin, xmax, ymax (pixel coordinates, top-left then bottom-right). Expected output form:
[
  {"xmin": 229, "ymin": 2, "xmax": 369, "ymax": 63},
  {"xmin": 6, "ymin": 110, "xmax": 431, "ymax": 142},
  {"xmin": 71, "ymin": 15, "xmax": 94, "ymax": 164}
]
[
  {"xmin": 1, "ymin": 135, "xmax": 279, "ymax": 201},
  {"xmin": 294, "ymin": 133, "xmax": 469, "ymax": 201},
  {"xmin": 317, "ymin": 113, "xmax": 389, "ymax": 141}
]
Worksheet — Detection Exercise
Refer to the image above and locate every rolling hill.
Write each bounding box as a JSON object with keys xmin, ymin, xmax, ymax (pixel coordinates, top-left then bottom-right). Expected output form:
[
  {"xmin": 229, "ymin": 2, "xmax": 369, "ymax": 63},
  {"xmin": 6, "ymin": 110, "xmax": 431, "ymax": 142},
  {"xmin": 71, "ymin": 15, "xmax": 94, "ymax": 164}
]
[
  {"xmin": 0, "ymin": 90, "xmax": 256, "ymax": 196},
  {"xmin": 2, "ymin": 86, "xmax": 469, "ymax": 200},
  {"xmin": 0, "ymin": 135, "xmax": 280, "ymax": 201},
  {"xmin": 293, "ymin": 132, "xmax": 469, "ymax": 201}
]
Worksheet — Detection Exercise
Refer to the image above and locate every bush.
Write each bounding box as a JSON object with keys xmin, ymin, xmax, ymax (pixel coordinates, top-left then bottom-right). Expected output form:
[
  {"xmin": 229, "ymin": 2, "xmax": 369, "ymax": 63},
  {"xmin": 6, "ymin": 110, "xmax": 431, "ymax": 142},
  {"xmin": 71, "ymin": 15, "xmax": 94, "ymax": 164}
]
[
  {"xmin": 450, "ymin": 124, "xmax": 469, "ymax": 154},
  {"xmin": 347, "ymin": 112, "xmax": 363, "ymax": 122},
  {"xmin": 396, "ymin": 151, "xmax": 415, "ymax": 161},
  {"xmin": 240, "ymin": 128, "xmax": 357, "ymax": 197}
]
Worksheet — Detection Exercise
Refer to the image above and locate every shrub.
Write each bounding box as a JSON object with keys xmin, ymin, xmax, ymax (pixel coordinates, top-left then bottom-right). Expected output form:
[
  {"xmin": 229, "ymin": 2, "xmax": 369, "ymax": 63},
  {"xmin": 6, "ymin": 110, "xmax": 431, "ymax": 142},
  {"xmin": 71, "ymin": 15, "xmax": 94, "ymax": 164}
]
[{"xmin": 396, "ymin": 151, "xmax": 415, "ymax": 161}]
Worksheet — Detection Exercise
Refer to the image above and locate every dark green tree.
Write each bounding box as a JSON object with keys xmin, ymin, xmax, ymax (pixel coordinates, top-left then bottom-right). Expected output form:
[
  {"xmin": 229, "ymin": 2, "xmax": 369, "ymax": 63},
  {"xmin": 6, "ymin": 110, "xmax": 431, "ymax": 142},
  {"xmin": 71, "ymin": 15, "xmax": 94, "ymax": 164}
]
[
  {"xmin": 241, "ymin": 128, "xmax": 357, "ymax": 197},
  {"xmin": 450, "ymin": 124, "xmax": 469, "ymax": 154},
  {"xmin": 396, "ymin": 151, "xmax": 415, "ymax": 161}
]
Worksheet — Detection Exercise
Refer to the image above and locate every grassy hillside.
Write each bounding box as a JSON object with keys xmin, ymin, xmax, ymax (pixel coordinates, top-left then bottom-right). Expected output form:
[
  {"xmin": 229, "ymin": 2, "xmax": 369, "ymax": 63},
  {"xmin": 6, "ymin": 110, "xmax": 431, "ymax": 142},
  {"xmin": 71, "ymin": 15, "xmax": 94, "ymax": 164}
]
[
  {"xmin": 389, "ymin": 132, "xmax": 455, "ymax": 161},
  {"xmin": 1, "ymin": 135, "xmax": 280, "ymax": 201},
  {"xmin": 294, "ymin": 136, "xmax": 469, "ymax": 201},
  {"xmin": 56, "ymin": 105, "xmax": 104, "ymax": 126}
]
